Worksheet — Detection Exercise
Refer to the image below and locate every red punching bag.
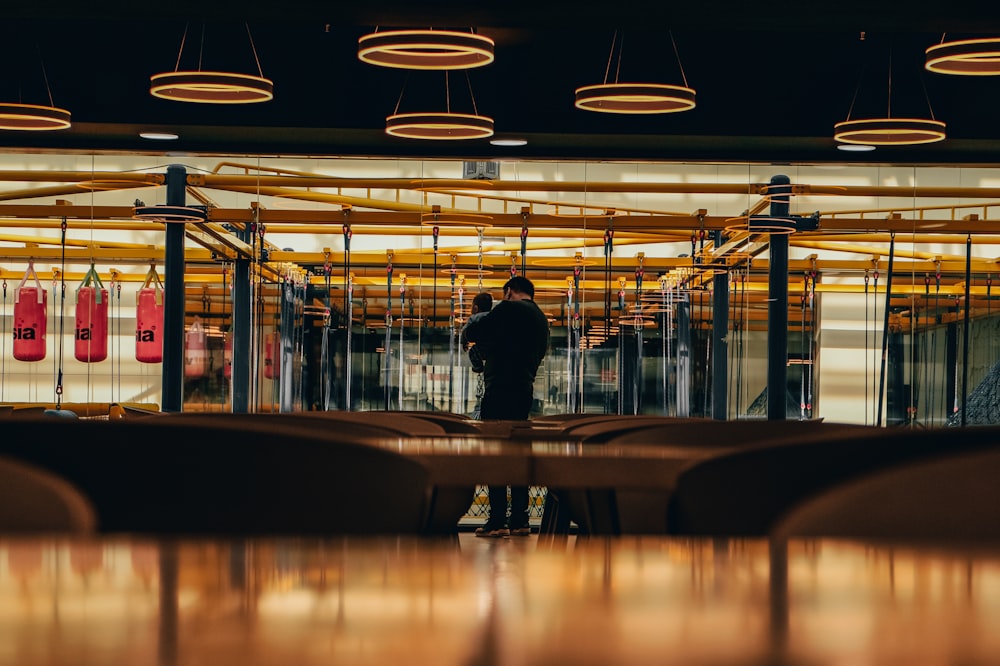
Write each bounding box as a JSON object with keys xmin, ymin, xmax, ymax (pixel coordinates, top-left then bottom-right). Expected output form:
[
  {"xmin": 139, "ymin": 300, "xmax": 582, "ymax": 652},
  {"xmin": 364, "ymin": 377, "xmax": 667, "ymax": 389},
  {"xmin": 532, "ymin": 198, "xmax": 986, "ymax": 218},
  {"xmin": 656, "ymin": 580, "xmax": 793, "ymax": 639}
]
[
  {"xmin": 135, "ymin": 265, "xmax": 164, "ymax": 364},
  {"xmin": 264, "ymin": 331, "xmax": 280, "ymax": 379},
  {"xmin": 74, "ymin": 265, "xmax": 108, "ymax": 363},
  {"xmin": 185, "ymin": 316, "xmax": 207, "ymax": 378},
  {"xmin": 223, "ymin": 332, "xmax": 233, "ymax": 379},
  {"xmin": 13, "ymin": 262, "xmax": 47, "ymax": 362}
]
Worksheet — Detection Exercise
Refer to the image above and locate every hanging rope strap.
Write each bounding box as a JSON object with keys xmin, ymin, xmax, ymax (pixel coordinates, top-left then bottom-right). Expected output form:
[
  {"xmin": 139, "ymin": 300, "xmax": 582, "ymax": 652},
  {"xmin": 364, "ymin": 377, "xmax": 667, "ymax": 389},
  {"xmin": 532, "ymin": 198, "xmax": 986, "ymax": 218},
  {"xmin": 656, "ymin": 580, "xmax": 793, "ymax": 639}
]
[
  {"xmin": 604, "ymin": 222, "xmax": 614, "ymax": 335},
  {"xmin": 385, "ymin": 253, "xmax": 394, "ymax": 325},
  {"xmin": 343, "ymin": 219, "xmax": 352, "ymax": 325},
  {"xmin": 16, "ymin": 261, "xmax": 43, "ymax": 303},
  {"xmin": 520, "ymin": 222, "xmax": 529, "ymax": 276},
  {"xmin": 54, "ymin": 219, "xmax": 69, "ymax": 406},
  {"xmin": 573, "ymin": 263, "xmax": 582, "ymax": 330},
  {"xmin": 431, "ymin": 224, "xmax": 439, "ymax": 326},
  {"xmin": 78, "ymin": 263, "xmax": 105, "ymax": 302},
  {"xmin": 142, "ymin": 264, "xmax": 165, "ymax": 301}
]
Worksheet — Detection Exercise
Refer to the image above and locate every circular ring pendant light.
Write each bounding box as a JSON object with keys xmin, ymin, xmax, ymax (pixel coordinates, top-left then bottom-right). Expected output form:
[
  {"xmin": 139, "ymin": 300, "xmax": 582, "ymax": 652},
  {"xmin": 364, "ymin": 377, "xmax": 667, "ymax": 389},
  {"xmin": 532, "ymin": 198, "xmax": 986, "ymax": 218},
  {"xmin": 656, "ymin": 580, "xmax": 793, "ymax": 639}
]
[
  {"xmin": 133, "ymin": 205, "xmax": 208, "ymax": 223},
  {"xmin": 150, "ymin": 71, "xmax": 274, "ymax": 104},
  {"xmin": 834, "ymin": 118, "xmax": 947, "ymax": 146},
  {"xmin": 574, "ymin": 83, "xmax": 696, "ymax": 114},
  {"xmin": 359, "ymin": 30, "xmax": 495, "ymax": 70},
  {"xmin": 0, "ymin": 103, "xmax": 71, "ymax": 130},
  {"xmin": 925, "ymin": 38, "xmax": 1000, "ymax": 75},
  {"xmin": 576, "ymin": 31, "xmax": 696, "ymax": 116},
  {"xmin": 386, "ymin": 112, "xmax": 494, "ymax": 140}
]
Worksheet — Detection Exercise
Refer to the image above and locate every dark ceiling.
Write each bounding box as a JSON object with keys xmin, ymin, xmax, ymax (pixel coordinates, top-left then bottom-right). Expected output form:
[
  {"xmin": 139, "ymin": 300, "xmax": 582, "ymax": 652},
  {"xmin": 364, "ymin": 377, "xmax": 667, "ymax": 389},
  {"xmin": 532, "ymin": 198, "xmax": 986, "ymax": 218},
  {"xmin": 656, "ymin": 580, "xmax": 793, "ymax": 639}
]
[{"xmin": 3, "ymin": 1, "xmax": 1000, "ymax": 164}]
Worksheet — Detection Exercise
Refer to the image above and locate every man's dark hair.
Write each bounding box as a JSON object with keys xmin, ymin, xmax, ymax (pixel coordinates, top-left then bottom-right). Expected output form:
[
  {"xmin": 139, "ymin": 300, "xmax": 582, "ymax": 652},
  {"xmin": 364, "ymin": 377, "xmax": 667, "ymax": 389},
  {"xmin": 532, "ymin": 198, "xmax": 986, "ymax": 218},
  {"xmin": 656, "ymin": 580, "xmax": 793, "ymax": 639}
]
[
  {"xmin": 472, "ymin": 291, "xmax": 493, "ymax": 313},
  {"xmin": 503, "ymin": 275, "xmax": 535, "ymax": 298}
]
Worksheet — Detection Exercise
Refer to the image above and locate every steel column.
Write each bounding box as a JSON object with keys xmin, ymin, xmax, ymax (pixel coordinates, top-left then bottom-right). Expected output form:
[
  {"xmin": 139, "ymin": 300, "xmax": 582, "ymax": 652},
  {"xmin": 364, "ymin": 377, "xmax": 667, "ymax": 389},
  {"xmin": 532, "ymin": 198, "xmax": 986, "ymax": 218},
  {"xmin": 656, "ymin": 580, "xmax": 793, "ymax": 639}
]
[
  {"xmin": 161, "ymin": 165, "xmax": 186, "ymax": 413},
  {"xmin": 767, "ymin": 175, "xmax": 790, "ymax": 421},
  {"xmin": 712, "ymin": 255, "xmax": 729, "ymax": 420},
  {"xmin": 231, "ymin": 224, "xmax": 252, "ymax": 413}
]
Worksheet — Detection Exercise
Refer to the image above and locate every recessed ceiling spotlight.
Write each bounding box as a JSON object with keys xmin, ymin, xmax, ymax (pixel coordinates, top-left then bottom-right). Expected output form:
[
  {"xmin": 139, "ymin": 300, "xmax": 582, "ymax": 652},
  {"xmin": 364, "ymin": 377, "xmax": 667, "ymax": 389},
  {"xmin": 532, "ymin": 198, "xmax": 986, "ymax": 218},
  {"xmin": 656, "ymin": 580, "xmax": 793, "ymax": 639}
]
[
  {"xmin": 140, "ymin": 131, "xmax": 179, "ymax": 140},
  {"xmin": 490, "ymin": 137, "xmax": 528, "ymax": 146},
  {"xmin": 836, "ymin": 143, "xmax": 876, "ymax": 152}
]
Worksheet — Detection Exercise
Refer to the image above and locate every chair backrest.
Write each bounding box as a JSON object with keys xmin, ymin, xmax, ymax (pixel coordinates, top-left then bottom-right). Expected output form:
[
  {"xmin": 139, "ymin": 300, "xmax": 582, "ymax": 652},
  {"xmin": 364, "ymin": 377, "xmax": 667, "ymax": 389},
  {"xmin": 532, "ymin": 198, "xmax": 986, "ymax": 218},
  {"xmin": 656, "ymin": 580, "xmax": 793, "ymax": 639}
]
[
  {"xmin": 378, "ymin": 410, "xmax": 484, "ymax": 434},
  {"xmin": 608, "ymin": 419, "xmax": 866, "ymax": 446},
  {"xmin": 154, "ymin": 410, "xmax": 448, "ymax": 438},
  {"xmin": 0, "ymin": 455, "xmax": 96, "ymax": 533},
  {"xmin": 568, "ymin": 417, "xmax": 711, "ymax": 442},
  {"xmin": 668, "ymin": 425, "xmax": 1000, "ymax": 536},
  {"xmin": 771, "ymin": 447, "xmax": 1000, "ymax": 542},
  {"xmin": 0, "ymin": 416, "xmax": 431, "ymax": 536}
]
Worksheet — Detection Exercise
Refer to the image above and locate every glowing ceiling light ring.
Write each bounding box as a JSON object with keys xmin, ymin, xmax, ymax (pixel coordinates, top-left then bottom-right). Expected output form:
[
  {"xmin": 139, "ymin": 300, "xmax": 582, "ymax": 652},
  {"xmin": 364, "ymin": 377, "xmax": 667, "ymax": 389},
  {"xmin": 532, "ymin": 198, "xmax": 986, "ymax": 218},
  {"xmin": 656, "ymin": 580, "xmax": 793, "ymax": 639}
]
[
  {"xmin": 574, "ymin": 83, "xmax": 696, "ymax": 114},
  {"xmin": 0, "ymin": 103, "xmax": 71, "ymax": 131},
  {"xmin": 926, "ymin": 38, "xmax": 1000, "ymax": 75},
  {"xmin": 358, "ymin": 30, "xmax": 495, "ymax": 70},
  {"xmin": 150, "ymin": 71, "xmax": 274, "ymax": 104},
  {"xmin": 834, "ymin": 118, "xmax": 947, "ymax": 146},
  {"xmin": 133, "ymin": 205, "xmax": 208, "ymax": 223},
  {"xmin": 386, "ymin": 112, "xmax": 494, "ymax": 140}
]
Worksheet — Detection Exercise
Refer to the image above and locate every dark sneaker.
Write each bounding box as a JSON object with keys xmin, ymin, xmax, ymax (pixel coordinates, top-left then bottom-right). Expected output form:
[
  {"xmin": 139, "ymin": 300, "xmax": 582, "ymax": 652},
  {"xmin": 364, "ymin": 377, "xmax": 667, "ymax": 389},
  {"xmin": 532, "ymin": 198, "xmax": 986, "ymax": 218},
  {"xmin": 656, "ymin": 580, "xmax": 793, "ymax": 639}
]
[
  {"xmin": 475, "ymin": 522, "xmax": 510, "ymax": 538},
  {"xmin": 509, "ymin": 526, "xmax": 532, "ymax": 537}
]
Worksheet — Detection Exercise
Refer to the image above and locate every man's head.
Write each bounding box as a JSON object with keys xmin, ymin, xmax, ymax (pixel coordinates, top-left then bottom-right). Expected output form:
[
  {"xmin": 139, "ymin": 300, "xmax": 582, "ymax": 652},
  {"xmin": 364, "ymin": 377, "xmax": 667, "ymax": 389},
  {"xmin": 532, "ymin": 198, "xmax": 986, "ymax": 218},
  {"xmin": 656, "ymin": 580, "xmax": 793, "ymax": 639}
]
[
  {"xmin": 471, "ymin": 291, "xmax": 493, "ymax": 314},
  {"xmin": 502, "ymin": 276, "xmax": 535, "ymax": 301}
]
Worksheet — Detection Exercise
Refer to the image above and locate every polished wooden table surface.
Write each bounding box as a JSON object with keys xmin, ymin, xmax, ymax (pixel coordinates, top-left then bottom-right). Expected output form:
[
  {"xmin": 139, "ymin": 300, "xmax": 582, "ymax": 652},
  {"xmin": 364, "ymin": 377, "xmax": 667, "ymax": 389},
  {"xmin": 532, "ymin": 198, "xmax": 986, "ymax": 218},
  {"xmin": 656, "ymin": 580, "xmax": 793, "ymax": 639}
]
[
  {"xmin": 3, "ymin": 534, "xmax": 999, "ymax": 665},
  {"xmin": 367, "ymin": 435, "xmax": 736, "ymax": 488}
]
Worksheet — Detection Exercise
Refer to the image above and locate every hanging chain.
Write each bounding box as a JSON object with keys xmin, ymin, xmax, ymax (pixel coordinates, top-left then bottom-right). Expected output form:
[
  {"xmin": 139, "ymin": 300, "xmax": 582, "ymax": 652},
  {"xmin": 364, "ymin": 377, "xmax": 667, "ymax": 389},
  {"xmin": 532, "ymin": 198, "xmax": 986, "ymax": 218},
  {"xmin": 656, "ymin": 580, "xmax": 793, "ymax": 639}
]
[
  {"xmin": 520, "ymin": 214, "xmax": 529, "ymax": 276},
  {"xmin": 477, "ymin": 227, "xmax": 484, "ymax": 291}
]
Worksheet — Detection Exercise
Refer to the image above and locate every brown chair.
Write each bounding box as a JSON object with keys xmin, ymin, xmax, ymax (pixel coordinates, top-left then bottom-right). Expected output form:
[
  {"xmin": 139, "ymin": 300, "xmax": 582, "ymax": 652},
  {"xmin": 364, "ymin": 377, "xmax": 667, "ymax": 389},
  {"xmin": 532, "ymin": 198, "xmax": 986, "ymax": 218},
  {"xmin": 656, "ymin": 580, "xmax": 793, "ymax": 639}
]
[
  {"xmin": 542, "ymin": 419, "xmax": 868, "ymax": 536},
  {"xmin": 605, "ymin": 418, "xmax": 871, "ymax": 447},
  {"xmin": 569, "ymin": 416, "xmax": 711, "ymax": 443},
  {"xmin": 152, "ymin": 410, "xmax": 448, "ymax": 438},
  {"xmin": 378, "ymin": 410, "xmax": 484, "ymax": 434},
  {"xmin": 668, "ymin": 425, "xmax": 1000, "ymax": 536},
  {"xmin": 772, "ymin": 447, "xmax": 1000, "ymax": 542},
  {"xmin": 0, "ymin": 415, "xmax": 431, "ymax": 536},
  {"xmin": 0, "ymin": 455, "xmax": 96, "ymax": 533}
]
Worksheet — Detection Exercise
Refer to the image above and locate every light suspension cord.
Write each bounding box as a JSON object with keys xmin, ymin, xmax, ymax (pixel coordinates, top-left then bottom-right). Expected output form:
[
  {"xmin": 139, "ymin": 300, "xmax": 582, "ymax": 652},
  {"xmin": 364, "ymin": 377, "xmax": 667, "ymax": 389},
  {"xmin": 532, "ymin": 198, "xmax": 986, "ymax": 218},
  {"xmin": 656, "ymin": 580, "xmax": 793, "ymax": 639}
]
[
  {"xmin": 54, "ymin": 217, "xmax": 67, "ymax": 410},
  {"xmin": 876, "ymin": 233, "xmax": 896, "ymax": 427},
  {"xmin": 1, "ymin": 278, "xmax": 6, "ymax": 402}
]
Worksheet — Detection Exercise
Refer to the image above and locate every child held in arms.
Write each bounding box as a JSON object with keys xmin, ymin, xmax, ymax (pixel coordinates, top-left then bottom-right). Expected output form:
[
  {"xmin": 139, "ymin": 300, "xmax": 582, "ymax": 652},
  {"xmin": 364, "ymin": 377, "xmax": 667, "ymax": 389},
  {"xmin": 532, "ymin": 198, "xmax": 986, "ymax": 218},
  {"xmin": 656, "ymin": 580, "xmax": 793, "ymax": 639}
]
[{"xmin": 461, "ymin": 291, "xmax": 493, "ymax": 419}]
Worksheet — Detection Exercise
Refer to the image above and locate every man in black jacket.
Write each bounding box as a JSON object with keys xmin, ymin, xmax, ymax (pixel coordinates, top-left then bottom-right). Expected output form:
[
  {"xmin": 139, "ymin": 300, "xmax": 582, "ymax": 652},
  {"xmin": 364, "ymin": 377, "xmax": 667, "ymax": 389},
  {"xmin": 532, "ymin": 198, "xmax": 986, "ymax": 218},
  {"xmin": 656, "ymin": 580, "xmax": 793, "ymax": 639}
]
[{"xmin": 463, "ymin": 275, "xmax": 549, "ymax": 537}]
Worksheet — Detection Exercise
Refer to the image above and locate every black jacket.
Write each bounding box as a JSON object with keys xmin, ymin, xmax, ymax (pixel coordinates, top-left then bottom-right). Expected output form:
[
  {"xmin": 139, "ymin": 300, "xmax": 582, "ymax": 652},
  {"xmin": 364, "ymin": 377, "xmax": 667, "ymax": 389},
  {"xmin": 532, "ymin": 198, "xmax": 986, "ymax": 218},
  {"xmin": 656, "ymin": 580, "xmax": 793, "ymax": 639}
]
[{"xmin": 463, "ymin": 298, "xmax": 549, "ymax": 399}]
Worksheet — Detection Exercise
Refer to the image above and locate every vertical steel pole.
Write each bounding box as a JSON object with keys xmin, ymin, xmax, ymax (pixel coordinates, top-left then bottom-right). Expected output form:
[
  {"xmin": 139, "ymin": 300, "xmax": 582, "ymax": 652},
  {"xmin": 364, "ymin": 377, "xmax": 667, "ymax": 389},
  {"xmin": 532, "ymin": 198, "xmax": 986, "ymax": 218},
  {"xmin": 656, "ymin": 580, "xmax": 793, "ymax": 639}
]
[
  {"xmin": 231, "ymin": 222, "xmax": 251, "ymax": 413},
  {"xmin": 876, "ymin": 233, "xmax": 896, "ymax": 427},
  {"xmin": 161, "ymin": 165, "xmax": 186, "ymax": 413},
  {"xmin": 712, "ymin": 254, "xmax": 729, "ymax": 420},
  {"xmin": 766, "ymin": 175, "xmax": 791, "ymax": 421},
  {"xmin": 961, "ymin": 235, "xmax": 972, "ymax": 426}
]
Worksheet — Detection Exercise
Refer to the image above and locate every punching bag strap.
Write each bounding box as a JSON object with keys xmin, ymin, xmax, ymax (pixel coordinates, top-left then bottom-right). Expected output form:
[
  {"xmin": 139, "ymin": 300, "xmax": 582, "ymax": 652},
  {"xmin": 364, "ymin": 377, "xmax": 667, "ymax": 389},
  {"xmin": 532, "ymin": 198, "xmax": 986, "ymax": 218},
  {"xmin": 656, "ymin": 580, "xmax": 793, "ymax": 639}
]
[
  {"xmin": 16, "ymin": 261, "xmax": 44, "ymax": 304},
  {"xmin": 141, "ymin": 264, "xmax": 165, "ymax": 305},
  {"xmin": 78, "ymin": 263, "xmax": 106, "ymax": 304}
]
